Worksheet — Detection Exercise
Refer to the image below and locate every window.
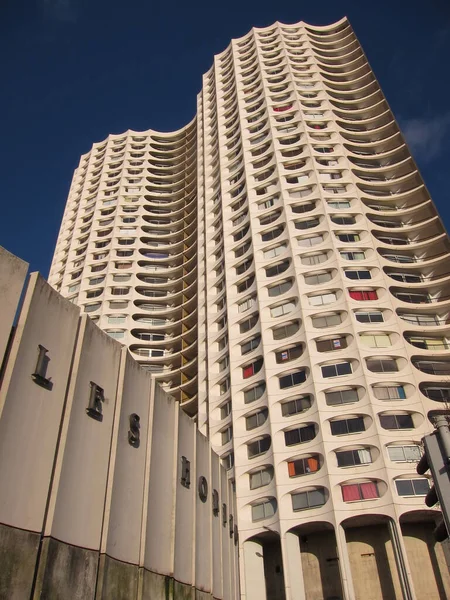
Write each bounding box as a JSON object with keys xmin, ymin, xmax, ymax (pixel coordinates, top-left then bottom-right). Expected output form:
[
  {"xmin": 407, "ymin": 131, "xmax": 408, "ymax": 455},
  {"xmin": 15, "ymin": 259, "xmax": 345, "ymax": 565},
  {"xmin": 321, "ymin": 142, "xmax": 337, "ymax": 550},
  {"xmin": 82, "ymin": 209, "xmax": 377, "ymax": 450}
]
[
  {"xmin": 316, "ymin": 337, "xmax": 347, "ymax": 352},
  {"xmin": 330, "ymin": 417, "xmax": 365, "ymax": 435},
  {"xmin": 285, "ymin": 423, "xmax": 316, "ymax": 447},
  {"xmin": 237, "ymin": 276, "xmax": 255, "ymax": 293},
  {"xmin": 111, "ymin": 287, "xmax": 129, "ymax": 296},
  {"xmin": 298, "ymin": 234, "xmax": 324, "ymax": 247},
  {"xmin": 84, "ymin": 303, "xmax": 101, "ymax": 313},
  {"xmin": 373, "ymin": 385, "xmax": 406, "ymax": 400},
  {"xmin": 240, "ymin": 313, "xmax": 258, "ymax": 333},
  {"xmin": 341, "ymin": 482, "xmax": 379, "ymax": 502},
  {"xmin": 270, "ymin": 300, "xmax": 296, "ymax": 318},
  {"xmin": 247, "ymin": 436, "xmax": 271, "ymax": 458},
  {"xmin": 292, "ymin": 488, "xmax": 326, "ymax": 511},
  {"xmin": 268, "ymin": 279, "xmax": 292, "ymax": 297},
  {"xmin": 304, "ymin": 271, "xmax": 332, "ymax": 285},
  {"xmin": 421, "ymin": 386, "xmax": 450, "ymax": 401},
  {"xmin": 379, "ymin": 414, "xmax": 414, "ymax": 430},
  {"xmin": 221, "ymin": 426, "xmax": 233, "ymax": 445},
  {"xmin": 265, "ymin": 260, "xmax": 290, "ymax": 277},
  {"xmin": 336, "ymin": 233, "xmax": 360, "ymax": 243},
  {"xmin": 288, "ymin": 455, "xmax": 320, "ymax": 476},
  {"xmin": 345, "ymin": 270, "xmax": 371, "ymax": 280},
  {"xmin": 311, "ymin": 313, "xmax": 342, "ymax": 328},
  {"xmin": 275, "ymin": 344, "xmax": 303, "ymax": 363},
  {"xmin": 321, "ymin": 362, "xmax": 352, "ymax": 378},
  {"xmin": 349, "ymin": 290, "xmax": 378, "ymax": 301},
  {"xmin": 250, "ymin": 467, "xmax": 273, "ymax": 489},
  {"xmin": 263, "ymin": 243, "xmax": 287, "ymax": 259},
  {"xmin": 251, "ymin": 498, "xmax": 276, "ymax": 521},
  {"xmin": 238, "ymin": 296, "xmax": 256, "ymax": 313},
  {"xmin": 261, "ymin": 226, "xmax": 283, "ymax": 242},
  {"xmin": 220, "ymin": 379, "xmax": 230, "ymax": 395},
  {"xmin": 328, "ymin": 200, "xmax": 351, "ymax": 209},
  {"xmin": 395, "ymin": 478, "xmax": 430, "ymax": 497},
  {"xmin": 355, "ymin": 311, "xmax": 384, "ymax": 323},
  {"xmin": 281, "ymin": 395, "xmax": 312, "ymax": 416},
  {"xmin": 107, "ymin": 315, "xmax": 126, "ymax": 324},
  {"xmin": 360, "ymin": 334, "xmax": 391, "ymax": 348},
  {"xmin": 273, "ymin": 321, "xmax": 300, "ymax": 340},
  {"xmin": 243, "ymin": 358, "xmax": 263, "ymax": 379},
  {"xmin": 301, "ymin": 252, "xmax": 328, "ymax": 266},
  {"xmin": 279, "ymin": 370, "xmax": 307, "ymax": 389},
  {"xmin": 244, "ymin": 382, "xmax": 266, "ymax": 404},
  {"xmin": 241, "ymin": 336, "xmax": 261, "ymax": 355},
  {"xmin": 388, "ymin": 445, "xmax": 421, "ymax": 462},
  {"xmin": 309, "ymin": 292, "xmax": 337, "ymax": 307},
  {"xmin": 246, "ymin": 409, "xmax": 268, "ymax": 430},
  {"xmin": 325, "ymin": 388, "xmax": 359, "ymax": 406},
  {"xmin": 366, "ymin": 358, "xmax": 398, "ymax": 373},
  {"xmin": 340, "ymin": 251, "xmax": 365, "ymax": 261},
  {"xmin": 219, "ymin": 356, "xmax": 229, "ymax": 371},
  {"xmin": 336, "ymin": 449, "xmax": 372, "ymax": 467},
  {"xmin": 295, "ymin": 218, "xmax": 320, "ymax": 230},
  {"xmin": 106, "ymin": 330, "xmax": 125, "ymax": 339}
]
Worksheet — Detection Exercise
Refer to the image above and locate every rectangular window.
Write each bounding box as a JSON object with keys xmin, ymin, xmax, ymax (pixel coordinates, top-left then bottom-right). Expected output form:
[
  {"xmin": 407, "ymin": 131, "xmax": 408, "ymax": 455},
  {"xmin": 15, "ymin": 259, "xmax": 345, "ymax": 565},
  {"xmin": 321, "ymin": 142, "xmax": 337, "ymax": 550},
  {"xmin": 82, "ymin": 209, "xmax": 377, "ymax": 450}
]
[
  {"xmin": 355, "ymin": 311, "xmax": 384, "ymax": 323},
  {"xmin": 304, "ymin": 272, "xmax": 332, "ymax": 285},
  {"xmin": 221, "ymin": 427, "xmax": 233, "ymax": 444},
  {"xmin": 311, "ymin": 313, "xmax": 342, "ymax": 328},
  {"xmin": 292, "ymin": 489, "xmax": 326, "ymax": 511},
  {"xmin": 301, "ymin": 253, "xmax": 327, "ymax": 266},
  {"xmin": 250, "ymin": 468, "xmax": 272, "ymax": 490},
  {"xmin": 279, "ymin": 370, "xmax": 307, "ymax": 389},
  {"xmin": 331, "ymin": 417, "xmax": 365, "ymax": 436},
  {"xmin": 316, "ymin": 337, "xmax": 347, "ymax": 352},
  {"xmin": 346, "ymin": 270, "xmax": 371, "ymax": 280},
  {"xmin": 340, "ymin": 251, "xmax": 365, "ymax": 261},
  {"xmin": 336, "ymin": 449, "xmax": 372, "ymax": 467},
  {"xmin": 380, "ymin": 414, "xmax": 414, "ymax": 430},
  {"xmin": 288, "ymin": 456, "xmax": 320, "ymax": 477},
  {"xmin": 367, "ymin": 359, "xmax": 398, "ymax": 373},
  {"xmin": 349, "ymin": 290, "xmax": 378, "ymax": 301},
  {"xmin": 284, "ymin": 424, "xmax": 315, "ymax": 446},
  {"xmin": 281, "ymin": 396, "xmax": 312, "ymax": 416},
  {"xmin": 298, "ymin": 235, "xmax": 324, "ymax": 247},
  {"xmin": 360, "ymin": 334, "xmax": 391, "ymax": 348},
  {"xmin": 247, "ymin": 437, "xmax": 271, "ymax": 458},
  {"xmin": 270, "ymin": 301, "xmax": 295, "ymax": 318},
  {"xmin": 388, "ymin": 445, "xmax": 421, "ymax": 462},
  {"xmin": 309, "ymin": 292, "xmax": 337, "ymax": 307},
  {"xmin": 342, "ymin": 482, "xmax": 379, "ymax": 502},
  {"xmin": 337, "ymin": 233, "xmax": 360, "ymax": 243},
  {"xmin": 252, "ymin": 499, "xmax": 276, "ymax": 521},
  {"xmin": 373, "ymin": 386, "xmax": 406, "ymax": 400},
  {"xmin": 325, "ymin": 388, "xmax": 359, "ymax": 406},
  {"xmin": 395, "ymin": 478, "xmax": 430, "ymax": 497},
  {"xmin": 238, "ymin": 296, "xmax": 255, "ymax": 313},
  {"xmin": 321, "ymin": 362, "xmax": 352, "ymax": 378}
]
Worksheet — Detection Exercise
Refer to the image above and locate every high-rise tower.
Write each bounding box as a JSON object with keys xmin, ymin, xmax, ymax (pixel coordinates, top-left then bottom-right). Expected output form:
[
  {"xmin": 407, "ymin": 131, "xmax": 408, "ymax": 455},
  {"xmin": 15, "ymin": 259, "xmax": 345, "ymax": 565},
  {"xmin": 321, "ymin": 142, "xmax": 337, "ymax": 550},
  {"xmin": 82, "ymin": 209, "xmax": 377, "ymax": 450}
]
[{"xmin": 49, "ymin": 17, "xmax": 450, "ymax": 599}]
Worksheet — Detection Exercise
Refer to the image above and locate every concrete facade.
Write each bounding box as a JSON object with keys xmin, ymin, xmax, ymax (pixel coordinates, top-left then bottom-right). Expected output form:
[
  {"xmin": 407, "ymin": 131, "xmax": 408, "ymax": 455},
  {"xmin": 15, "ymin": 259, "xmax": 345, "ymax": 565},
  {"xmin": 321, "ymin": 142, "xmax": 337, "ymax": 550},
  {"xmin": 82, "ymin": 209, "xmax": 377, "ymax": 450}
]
[
  {"xmin": 0, "ymin": 255, "xmax": 238, "ymax": 599},
  {"xmin": 43, "ymin": 16, "xmax": 450, "ymax": 600}
]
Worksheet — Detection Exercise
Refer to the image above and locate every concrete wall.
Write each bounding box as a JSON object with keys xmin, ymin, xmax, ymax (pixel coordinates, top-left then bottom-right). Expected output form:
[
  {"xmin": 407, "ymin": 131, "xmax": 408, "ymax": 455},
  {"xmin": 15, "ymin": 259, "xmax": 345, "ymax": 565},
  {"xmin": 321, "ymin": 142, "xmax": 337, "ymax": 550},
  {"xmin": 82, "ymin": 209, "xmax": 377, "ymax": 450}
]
[{"xmin": 0, "ymin": 256, "xmax": 238, "ymax": 599}]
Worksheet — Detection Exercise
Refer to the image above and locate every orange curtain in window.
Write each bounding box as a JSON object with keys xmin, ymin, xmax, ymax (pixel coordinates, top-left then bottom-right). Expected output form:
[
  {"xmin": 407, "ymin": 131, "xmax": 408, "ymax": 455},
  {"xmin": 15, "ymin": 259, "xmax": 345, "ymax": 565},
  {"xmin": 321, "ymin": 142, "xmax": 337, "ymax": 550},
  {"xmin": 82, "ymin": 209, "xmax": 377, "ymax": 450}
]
[
  {"xmin": 288, "ymin": 461, "xmax": 296, "ymax": 477},
  {"xmin": 307, "ymin": 457, "xmax": 319, "ymax": 472}
]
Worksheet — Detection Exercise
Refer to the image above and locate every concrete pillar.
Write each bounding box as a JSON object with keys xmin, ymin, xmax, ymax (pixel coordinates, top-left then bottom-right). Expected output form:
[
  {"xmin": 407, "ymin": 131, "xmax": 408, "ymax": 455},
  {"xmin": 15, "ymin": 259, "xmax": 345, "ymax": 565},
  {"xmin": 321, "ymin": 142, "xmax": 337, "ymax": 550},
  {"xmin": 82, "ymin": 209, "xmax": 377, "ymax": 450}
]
[
  {"xmin": 282, "ymin": 531, "xmax": 306, "ymax": 600},
  {"xmin": 335, "ymin": 524, "xmax": 356, "ymax": 600},
  {"xmin": 388, "ymin": 519, "xmax": 416, "ymax": 600},
  {"xmin": 243, "ymin": 539, "xmax": 267, "ymax": 600}
]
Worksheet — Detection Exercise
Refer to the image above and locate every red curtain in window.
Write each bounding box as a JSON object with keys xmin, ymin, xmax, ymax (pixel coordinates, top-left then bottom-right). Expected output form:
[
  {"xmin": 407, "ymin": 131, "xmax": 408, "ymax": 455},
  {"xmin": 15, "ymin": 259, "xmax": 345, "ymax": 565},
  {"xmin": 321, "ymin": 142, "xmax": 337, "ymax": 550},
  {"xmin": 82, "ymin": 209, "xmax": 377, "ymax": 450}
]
[
  {"xmin": 365, "ymin": 291, "xmax": 378, "ymax": 300},
  {"xmin": 243, "ymin": 365, "xmax": 254, "ymax": 379},
  {"xmin": 349, "ymin": 291, "xmax": 364, "ymax": 300},
  {"xmin": 349, "ymin": 290, "xmax": 378, "ymax": 301},
  {"xmin": 360, "ymin": 482, "xmax": 379, "ymax": 499},
  {"xmin": 342, "ymin": 484, "xmax": 361, "ymax": 502}
]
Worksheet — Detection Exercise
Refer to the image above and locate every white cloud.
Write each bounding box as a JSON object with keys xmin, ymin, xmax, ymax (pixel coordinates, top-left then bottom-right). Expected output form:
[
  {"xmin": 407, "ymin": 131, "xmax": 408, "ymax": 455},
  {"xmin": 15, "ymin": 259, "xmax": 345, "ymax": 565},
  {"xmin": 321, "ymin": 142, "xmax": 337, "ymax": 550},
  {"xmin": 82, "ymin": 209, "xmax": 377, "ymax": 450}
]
[{"xmin": 401, "ymin": 113, "xmax": 450, "ymax": 163}]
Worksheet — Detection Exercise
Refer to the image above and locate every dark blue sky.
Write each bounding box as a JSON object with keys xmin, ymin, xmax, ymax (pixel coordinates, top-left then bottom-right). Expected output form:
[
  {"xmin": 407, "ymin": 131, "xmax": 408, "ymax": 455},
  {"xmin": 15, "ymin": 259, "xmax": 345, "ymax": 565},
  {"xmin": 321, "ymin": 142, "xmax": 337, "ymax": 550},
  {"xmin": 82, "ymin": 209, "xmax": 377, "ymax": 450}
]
[{"xmin": 2, "ymin": 0, "xmax": 450, "ymax": 275}]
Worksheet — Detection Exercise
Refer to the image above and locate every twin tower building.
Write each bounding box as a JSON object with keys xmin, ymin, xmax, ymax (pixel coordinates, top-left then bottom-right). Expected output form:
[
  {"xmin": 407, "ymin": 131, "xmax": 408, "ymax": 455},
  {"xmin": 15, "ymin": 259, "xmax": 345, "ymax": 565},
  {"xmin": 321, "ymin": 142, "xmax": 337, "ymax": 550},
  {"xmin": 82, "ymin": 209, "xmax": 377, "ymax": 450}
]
[{"xmin": 48, "ymin": 17, "xmax": 450, "ymax": 600}]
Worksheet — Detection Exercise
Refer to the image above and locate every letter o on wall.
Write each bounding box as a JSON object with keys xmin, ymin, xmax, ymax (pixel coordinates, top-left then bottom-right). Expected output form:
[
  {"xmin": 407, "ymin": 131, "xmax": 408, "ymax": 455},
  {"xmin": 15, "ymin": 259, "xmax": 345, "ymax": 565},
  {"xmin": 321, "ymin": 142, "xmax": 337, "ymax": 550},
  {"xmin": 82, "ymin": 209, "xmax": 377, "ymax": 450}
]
[{"xmin": 198, "ymin": 476, "xmax": 208, "ymax": 503}]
